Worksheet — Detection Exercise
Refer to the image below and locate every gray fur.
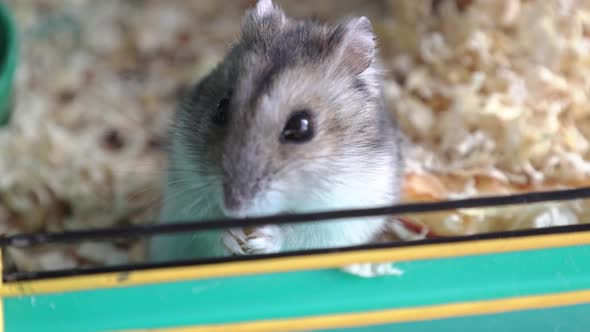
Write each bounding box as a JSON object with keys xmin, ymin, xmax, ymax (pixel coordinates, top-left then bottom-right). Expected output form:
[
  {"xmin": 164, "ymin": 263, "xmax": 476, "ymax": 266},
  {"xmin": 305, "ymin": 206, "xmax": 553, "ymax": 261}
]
[{"xmin": 150, "ymin": 0, "xmax": 405, "ymax": 262}]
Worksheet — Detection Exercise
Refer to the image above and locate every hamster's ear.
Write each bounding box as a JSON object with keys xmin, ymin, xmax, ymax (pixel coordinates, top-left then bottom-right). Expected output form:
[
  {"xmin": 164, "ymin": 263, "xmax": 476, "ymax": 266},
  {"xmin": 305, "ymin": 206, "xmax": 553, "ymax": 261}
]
[
  {"xmin": 332, "ymin": 17, "xmax": 377, "ymax": 76},
  {"xmin": 254, "ymin": 0, "xmax": 278, "ymax": 18},
  {"xmin": 242, "ymin": 0, "xmax": 285, "ymax": 38}
]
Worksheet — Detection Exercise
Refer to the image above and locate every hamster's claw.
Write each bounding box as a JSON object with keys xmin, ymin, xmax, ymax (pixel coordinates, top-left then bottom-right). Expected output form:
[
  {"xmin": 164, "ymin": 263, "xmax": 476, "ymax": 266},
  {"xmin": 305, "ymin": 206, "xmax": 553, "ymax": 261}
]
[
  {"xmin": 222, "ymin": 228, "xmax": 248, "ymax": 255},
  {"xmin": 244, "ymin": 225, "xmax": 283, "ymax": 255},
  {"xmin": 342, "ymin": 262, "xmax": 404, "ymax": 278},
  {"xmin": 222, "ymin": 226, "xmax": 283, "ymax": 255}
]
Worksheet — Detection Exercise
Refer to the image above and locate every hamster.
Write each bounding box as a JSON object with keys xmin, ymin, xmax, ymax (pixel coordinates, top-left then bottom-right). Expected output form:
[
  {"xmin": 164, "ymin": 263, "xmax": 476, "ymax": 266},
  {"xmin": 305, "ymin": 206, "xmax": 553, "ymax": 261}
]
[{"xmin": 150, "ymin": 0, "xmax": 405, "ymax": 275}]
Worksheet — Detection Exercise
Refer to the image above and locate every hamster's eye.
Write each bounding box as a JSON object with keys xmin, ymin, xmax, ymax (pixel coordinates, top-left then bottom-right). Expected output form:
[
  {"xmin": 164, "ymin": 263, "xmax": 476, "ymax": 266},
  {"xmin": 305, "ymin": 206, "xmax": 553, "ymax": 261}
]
[
  {"xmin": 213, "ymin": 93, "xmax": 231, "ymax": 126},
  {"xmin": 281, "ymin": 110, "xmax": 314, "ymax": 143}
]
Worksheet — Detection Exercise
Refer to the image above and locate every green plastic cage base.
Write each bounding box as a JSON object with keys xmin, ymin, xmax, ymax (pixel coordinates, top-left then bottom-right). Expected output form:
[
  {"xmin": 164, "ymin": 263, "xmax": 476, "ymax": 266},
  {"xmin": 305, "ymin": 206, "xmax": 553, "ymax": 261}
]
[{"xmin": 3, "ymin": 244, "xmax": 590, "ymax": 332}]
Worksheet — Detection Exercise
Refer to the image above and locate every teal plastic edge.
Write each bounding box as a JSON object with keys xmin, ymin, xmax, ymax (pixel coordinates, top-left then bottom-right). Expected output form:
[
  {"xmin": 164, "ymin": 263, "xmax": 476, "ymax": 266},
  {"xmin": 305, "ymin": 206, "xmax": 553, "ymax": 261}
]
[
  {"xmin": 5, "ymin": 245, "xmax": 590, "ymax": 332},
  {"xmin": 0, "ymin": 2, "xmax": 18, "ymax": 126},
  {"xmin": 326, "ymin": 303, "xmax": 590, "ymax": 332}
]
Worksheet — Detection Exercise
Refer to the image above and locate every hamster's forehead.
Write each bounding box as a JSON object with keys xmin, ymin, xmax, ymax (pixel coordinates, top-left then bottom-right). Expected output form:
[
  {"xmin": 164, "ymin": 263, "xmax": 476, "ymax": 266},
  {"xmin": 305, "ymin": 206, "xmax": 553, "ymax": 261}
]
[
  {"xmin": 225, "ymin": 20, "xmax": 348, "ymax": 111},
  {"xmin": 241, "ymin": 20, "xmax": 342, "ymax": 64}
]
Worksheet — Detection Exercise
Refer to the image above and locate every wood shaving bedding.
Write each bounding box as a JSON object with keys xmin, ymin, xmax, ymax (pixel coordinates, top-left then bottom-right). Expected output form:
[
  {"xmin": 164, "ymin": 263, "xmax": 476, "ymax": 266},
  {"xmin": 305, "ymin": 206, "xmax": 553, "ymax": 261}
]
[
  {"xmin": 1, "ymin": 0, "xmax": 589, "ymax": 272},
  {"xmin": 385, "ymin": 0, "xmax": 590, "ymax": 236}
]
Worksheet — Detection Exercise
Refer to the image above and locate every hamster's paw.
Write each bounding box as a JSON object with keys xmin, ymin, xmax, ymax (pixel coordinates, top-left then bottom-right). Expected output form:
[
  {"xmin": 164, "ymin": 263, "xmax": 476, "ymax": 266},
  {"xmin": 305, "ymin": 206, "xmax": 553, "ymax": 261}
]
[
  {"xmin": 342, "ymin": 262, "xmax": 404, "ymax": 278},
  {"xmin": 243, "ymin": 225, "xmax": 283, "ymax": 254},
  {"xmin": 222, "ymin": 228, "xmax": 247, "ymax": 255},
  {"xmin": 222, "ymin": 225, "xmax": 283, "ymax": 255}
]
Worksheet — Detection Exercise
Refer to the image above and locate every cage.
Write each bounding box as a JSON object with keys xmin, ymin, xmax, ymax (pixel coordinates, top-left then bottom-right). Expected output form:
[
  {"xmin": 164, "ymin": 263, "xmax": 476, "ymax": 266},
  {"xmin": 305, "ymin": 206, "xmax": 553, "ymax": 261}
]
[{"xmin": 1, "ymin": 188, "xmax": 590, "ymax": 331}]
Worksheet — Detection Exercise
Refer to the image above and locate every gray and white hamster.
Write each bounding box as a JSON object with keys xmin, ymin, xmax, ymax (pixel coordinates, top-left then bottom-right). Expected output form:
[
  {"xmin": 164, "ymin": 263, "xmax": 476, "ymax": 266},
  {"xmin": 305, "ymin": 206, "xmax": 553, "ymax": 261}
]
[{"xmin": 150, "ymin": 0, "xmax": 405, "ymax": 268}]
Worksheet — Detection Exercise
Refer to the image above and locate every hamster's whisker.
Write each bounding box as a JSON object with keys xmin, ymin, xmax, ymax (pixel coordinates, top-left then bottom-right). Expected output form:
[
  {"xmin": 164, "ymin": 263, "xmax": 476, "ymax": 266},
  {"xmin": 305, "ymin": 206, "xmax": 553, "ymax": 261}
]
[
  {"xmin": 125, "ymin": 186, "xmax": 162, "ymax": 203},
  {"xmin": 139, "ymin": 185, "xmax": 189, "ymax": 210},
  {"xmin": 180, "ymin": 184, "xmax": 218, "ymax": 217},
  {"xmin": 154, "ymin": 180, "xmax": 218, "ymax": 217},
  {"xmin": 165, "ymin": 169, "xmax": 219, "ymax": 179},
  {"xmin": 272, "ymin": 154, "xmax": 335, "ymax": 178},
  {"xmin": 265, "ymin": 183, "xmax": 289, "ymax": 195},
  {"xmin": 165, "ymin": 178, "xmax": 218, "ymax": 192}
]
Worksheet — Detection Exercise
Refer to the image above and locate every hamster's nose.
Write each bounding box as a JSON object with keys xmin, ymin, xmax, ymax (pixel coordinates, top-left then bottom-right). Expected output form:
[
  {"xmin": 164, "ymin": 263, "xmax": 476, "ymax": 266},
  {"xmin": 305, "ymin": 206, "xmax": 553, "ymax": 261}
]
[{"xmin": 223, "ymin": 183, "xmax": 246, "ymax": 218}]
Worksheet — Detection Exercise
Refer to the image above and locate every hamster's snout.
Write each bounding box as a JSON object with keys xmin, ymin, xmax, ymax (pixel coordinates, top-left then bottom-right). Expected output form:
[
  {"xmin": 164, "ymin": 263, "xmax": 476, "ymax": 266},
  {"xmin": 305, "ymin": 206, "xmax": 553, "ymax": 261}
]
[
  {"xmin": 222, "ymin": 178, "xmax": 286, "ymax": 218},
  {"xmin": 222, "ymin": 182, "xmax": 248, "ymax": 218},
  {"xmin": 222, "ymin": 179, "xmax": 267, "ymax": 218}
]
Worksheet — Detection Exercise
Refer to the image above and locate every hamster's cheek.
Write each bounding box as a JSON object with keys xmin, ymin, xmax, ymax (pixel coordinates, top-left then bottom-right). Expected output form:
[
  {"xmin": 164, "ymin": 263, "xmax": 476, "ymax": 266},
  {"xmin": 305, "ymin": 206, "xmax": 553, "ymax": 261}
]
[{"xmin": 247, "ymin": 186, "xmax": 289, "ymax": 217}]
